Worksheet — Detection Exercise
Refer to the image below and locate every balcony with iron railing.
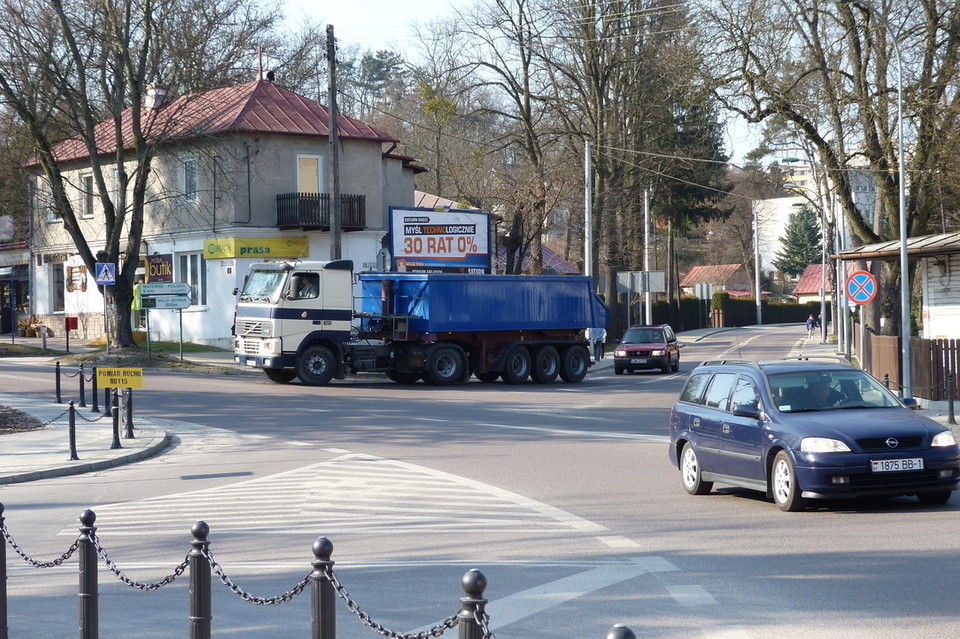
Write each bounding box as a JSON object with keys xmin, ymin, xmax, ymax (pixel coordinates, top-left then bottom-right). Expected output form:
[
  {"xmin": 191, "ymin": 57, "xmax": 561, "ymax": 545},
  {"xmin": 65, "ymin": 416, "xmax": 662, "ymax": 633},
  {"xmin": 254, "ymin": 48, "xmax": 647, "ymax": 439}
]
[{"xmin": 276, "ymin": 193, "xmax": 366, "ymax": 230}]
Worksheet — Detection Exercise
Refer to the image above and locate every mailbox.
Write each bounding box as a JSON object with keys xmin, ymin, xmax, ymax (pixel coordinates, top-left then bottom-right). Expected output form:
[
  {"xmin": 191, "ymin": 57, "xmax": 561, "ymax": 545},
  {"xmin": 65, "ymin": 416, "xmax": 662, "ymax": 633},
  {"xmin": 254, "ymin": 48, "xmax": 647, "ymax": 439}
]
[{"xmin": 65, "ymin": 316, "xmax": 79, "ymax": 331}]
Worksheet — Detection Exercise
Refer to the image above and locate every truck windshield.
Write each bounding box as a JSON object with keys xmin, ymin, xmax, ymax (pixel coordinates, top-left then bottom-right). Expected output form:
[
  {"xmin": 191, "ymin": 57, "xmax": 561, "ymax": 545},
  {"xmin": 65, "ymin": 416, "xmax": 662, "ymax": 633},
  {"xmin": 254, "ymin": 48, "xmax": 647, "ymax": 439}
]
[{"xmin": 239, "ymin": 270, "xmax": 287, "ymax": 303}]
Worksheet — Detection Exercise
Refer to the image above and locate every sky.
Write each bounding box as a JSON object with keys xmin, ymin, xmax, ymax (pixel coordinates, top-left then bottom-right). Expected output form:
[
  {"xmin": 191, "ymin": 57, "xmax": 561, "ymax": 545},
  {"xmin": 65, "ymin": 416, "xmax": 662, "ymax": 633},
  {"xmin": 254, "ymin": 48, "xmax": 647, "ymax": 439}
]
[
  {"xmin": 282, "ymin": 0, "xmax": 758, "ymax": 162},
  {"xmin": 283, "ymin": 0, "xmax": 468, "ymax": 57}
]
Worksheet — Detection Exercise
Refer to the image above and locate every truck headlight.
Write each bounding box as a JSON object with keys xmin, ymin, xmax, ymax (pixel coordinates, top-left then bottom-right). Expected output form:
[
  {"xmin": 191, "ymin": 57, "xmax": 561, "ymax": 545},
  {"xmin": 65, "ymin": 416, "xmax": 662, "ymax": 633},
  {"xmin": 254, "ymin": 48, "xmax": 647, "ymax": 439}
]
[{"xmin": 260, "ymin": 338, "xmax": 281, "ymax": 356}]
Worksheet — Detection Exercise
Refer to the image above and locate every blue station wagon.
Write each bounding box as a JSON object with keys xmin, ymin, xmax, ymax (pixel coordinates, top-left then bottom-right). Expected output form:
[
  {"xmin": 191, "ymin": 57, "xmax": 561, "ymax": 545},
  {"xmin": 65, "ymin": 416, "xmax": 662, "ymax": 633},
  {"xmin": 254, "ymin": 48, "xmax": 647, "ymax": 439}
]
[{"xmin": 668, "ymin": 359, "xmax": 960, "ymax": 511}]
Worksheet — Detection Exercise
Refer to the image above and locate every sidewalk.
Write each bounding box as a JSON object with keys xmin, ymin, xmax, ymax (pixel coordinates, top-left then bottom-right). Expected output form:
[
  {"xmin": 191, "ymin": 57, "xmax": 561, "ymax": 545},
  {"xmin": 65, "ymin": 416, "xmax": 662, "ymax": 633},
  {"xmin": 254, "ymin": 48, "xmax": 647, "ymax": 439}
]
[{"xmin": 0, "ymin": 334, "xmax": 241, "ymax": 485}]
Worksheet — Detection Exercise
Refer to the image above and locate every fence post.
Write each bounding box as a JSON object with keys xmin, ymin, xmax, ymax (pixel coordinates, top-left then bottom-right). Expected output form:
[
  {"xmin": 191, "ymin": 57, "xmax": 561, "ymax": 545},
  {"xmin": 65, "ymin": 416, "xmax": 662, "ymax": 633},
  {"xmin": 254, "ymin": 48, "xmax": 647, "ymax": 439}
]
[
  {"xmin": 189, "ymin": 522, "xmax": 212, "ymax": 639},
  {"xmin": 56, "ymin": 361, "xmax": 62, "ymax": 404},
  {"xmin": 78, "ymin": 509, "xmax": 98, "ymax": 639},
  {"xmin": 1, "ymin": 503, "xmax": 7, "ymax": 639},
  {"xmin": 68, "ymin": 402, "xmax": 79, "ymax": 461},
  {"xmin": 606, "ymin": 625, "xmax": 636, "ymax": 639},
  {"xmin": 90, "ymin": 368, "xmax": 98, "ymax": 413},
  {"xmin": 948, "ymin": 372, "xmax": 956, "ymax": 426},
  {"xmin": 78, "ymin": 364, "xmax": 86, "ymax": 408},
  {"xmin": 124, "ymin": 390, "xmax": 134, "ymax": 439},
  {"xmin": 110, "ymin": 390, "xmax": 121, "ymax": 450},
  {"xmin": 310, "ymin": 537, "xmax": 335, "ymax": 639},
  {"xmin": 103, "ymin": 387, "xmax": 111, "ymax": 418},
  {"xmin": 457, "ymin": 569, "xmax": 488, "ymax": 639}
]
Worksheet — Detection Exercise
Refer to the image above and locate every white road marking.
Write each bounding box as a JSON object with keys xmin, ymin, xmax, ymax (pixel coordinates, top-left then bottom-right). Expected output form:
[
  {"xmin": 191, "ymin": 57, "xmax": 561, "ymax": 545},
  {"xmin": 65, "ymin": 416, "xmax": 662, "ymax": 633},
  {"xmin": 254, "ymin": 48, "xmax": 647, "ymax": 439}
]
[
  {"xmin": 64, "ymin": 453, "xmax": 606, "ymax": 536},
  {"xmin": 667, "ymin": 584, "xmax": 717, "ymax": 607},
  {"xmin": 475, "ymin": 423, "xmax": 669, "ymax": 442},
  {"xmin": 596, "ymin": 535, "xmax": 642, "ymax": 548}
]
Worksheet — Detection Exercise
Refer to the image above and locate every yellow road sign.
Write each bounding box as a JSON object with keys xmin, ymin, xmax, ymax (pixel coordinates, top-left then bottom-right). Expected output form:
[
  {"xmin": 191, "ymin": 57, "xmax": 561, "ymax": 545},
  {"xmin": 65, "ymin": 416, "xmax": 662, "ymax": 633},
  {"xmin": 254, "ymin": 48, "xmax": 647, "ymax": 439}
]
[{"xmin": 97, "ymin": 367, "xmax": 144, "ymax": 388}]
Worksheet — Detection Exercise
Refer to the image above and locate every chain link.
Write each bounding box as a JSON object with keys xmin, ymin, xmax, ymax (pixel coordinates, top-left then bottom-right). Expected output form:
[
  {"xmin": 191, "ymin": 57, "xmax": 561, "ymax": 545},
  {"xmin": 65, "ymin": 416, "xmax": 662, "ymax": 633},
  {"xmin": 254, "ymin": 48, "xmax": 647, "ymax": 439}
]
[
  {"xmin": 323, "ymin": 565, "xmax": 459, "ymax": 639},
  {"xmin": 74, "ymin": 411, "xmax": 108, "ymax": 423},
  {"xmin": 61, "ymin": 369, "xmax": 81, "ymax": 379},
  {"xmin": 474, "ymin": 608, "xmax": 496, "ymax": 639},
  {"xmin": 201, "ymin": 546, "xmax": 310, "ymax": 605},
  {"xmin": 1, "ymin": 523, "xmax": 79, "ymax": 568},
  {"xmin": 91, "ymin": 532, "xmax": 190, "ymax": 590}
]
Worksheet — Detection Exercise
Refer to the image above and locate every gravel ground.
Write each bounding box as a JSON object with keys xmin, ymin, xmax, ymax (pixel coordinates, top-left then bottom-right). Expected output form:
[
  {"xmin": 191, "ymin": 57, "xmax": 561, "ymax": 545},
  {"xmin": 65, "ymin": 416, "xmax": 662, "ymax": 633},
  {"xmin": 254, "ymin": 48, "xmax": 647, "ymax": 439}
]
[{"xmin": 0, "ymin": 406, "xmax": 45, "ymax": 434}]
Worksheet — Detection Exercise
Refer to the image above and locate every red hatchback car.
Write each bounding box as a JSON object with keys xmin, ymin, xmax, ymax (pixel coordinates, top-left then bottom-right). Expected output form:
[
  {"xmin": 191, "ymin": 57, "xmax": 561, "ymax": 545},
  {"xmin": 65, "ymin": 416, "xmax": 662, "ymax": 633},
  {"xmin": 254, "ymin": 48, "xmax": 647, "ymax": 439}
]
[{"xmin": 614, "ymin": 324, "xmax": 681, "ymax": 374}]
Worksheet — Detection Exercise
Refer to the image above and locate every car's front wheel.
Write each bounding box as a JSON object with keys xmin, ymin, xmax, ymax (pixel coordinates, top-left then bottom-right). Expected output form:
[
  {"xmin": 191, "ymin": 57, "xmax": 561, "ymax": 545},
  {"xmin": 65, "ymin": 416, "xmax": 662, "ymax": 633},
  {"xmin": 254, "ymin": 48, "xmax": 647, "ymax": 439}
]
[
  {"xmin": 917, "ymin": 490, "xmax": 952, "ymax": 505},
  {"xmin": 680, "ymin": 443, "xmax": 713, "ymax": 495},
  {"xmin": 772, "ymin": 451, "xmax": 806, "ymax": 511}
]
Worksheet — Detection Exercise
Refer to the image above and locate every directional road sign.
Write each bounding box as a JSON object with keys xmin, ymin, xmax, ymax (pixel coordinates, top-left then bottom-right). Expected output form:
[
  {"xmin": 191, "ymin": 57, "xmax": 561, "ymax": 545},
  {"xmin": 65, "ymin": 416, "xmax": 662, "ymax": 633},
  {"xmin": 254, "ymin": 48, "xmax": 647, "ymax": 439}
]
[
  {"xmin": 94, "ymin": 262, "xmax": 116, "ymax": 286},
  {"xmin": 142, "ymin": 295, "xmax": 192, "ymax": 309},
  {"xmin": 141, "ymin": 281, "xmax": 192, "ymax": 297},
  {"xmin": 846, "ymin": 270, "xmax": 878, "ymax": 305}
]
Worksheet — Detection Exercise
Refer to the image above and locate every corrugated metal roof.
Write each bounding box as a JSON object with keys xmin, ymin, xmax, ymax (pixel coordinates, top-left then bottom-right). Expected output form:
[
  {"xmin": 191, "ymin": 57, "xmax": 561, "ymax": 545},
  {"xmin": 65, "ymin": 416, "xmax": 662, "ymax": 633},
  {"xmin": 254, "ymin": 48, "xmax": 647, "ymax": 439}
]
[
  {"xmin": 679, "ymin": 264, "xmax": 747, "ymax": 287},
  {"xmin": 37, "ymin": 80, "xmax": 398, "ymax": 165},
  {"xmin": 834, "ymin": 231, "xmax": 960, "ymax": 261}
]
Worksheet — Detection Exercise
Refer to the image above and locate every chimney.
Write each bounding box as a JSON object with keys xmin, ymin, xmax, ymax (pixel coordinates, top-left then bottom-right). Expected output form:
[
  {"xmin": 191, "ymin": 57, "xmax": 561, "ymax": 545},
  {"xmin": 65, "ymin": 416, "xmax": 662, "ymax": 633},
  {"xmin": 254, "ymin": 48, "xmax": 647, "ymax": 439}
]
[{"xmin": 145, "ymin": 83, "xmax": 169, "ymax": 110}]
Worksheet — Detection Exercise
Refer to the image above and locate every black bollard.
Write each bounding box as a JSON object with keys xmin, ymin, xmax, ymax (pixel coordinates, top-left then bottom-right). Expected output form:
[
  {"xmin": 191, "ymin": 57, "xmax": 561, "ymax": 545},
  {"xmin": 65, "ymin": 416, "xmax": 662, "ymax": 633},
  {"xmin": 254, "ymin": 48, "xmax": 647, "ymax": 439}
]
[
  {"xmin": 103, "ymin": 387, "xmax": 111, "ymax": 418},
  {"xmin": 884, "ymin": 373, "xmax": 891, "ymax": 390},
  {"xmin": 55, "ymin": 361, "xmax": 62, "ymax": 404},
  {"xmin": 124, "ymin": 389, "xmax": 134, "ymax": 439},
  {"xmin": 188, "ymin": 522, "xmax": 212, "ymax": 639},
  {"xmin": 948, "ymin": 372, "xmax": 956, "ymax": 426},
  {"xmin": 1, "ymin": 503, "xmax": 7, "ymax": 639},
  {"xmin": 310, "ymin": 538, "xmax": 335, "ymax": 639},
  {"xmin": 606, "ymin": 625, "xmax": 637, "ymax": 639},
  {"xmin": 68, "ymin": 402, "xmax": 79, "ymax": 461},
  {"xmin": 457, "ymin": 569, "xmax": 488, "ymax": 639},
  {"xmin": 90, "ymin": 368, "xmax": 98, "ymax": 413},
  {"xmin": 78, "ymin": 509, "xmax": 98, "ymax": 639},
  {"xmin": 78, "ymin": 364, "xmax": 86, "ymax": 408},
  {"xmin": 110, "ymin": 390, "xmax": 121, "ymax": 450}
]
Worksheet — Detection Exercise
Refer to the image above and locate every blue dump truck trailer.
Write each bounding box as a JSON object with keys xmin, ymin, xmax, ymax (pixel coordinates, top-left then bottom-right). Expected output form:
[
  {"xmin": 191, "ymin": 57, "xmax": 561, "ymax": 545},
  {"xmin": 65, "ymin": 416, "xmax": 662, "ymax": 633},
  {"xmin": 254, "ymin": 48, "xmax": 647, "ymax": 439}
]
[{"xmin": 234, "ymin": 260, "xmax": 608, "ymax": 386}]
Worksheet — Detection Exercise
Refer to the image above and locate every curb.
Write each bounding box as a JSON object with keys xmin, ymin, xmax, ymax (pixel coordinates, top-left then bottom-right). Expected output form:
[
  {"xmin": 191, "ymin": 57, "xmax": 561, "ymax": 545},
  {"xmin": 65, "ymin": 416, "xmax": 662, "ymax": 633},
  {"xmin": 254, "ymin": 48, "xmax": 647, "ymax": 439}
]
[{"xmin": 0, "ymin": 431, "xmax": 173, "ymax": 486}]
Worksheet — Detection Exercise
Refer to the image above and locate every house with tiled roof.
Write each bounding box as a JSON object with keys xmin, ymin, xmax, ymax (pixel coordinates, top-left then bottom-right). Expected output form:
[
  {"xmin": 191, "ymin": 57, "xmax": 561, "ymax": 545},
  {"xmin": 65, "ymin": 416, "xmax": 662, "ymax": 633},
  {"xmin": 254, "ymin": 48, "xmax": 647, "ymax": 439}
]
[
  {"xmin": 791, "ymin": 262, "xmax": 864, "ymax": 304},
  {"xmin": 27, "ymin": 77, "xmax": 423, "ymax": 346},
  {"xmin": 679, "ymin": 264, "xmax": 753, "ymax": 297}
]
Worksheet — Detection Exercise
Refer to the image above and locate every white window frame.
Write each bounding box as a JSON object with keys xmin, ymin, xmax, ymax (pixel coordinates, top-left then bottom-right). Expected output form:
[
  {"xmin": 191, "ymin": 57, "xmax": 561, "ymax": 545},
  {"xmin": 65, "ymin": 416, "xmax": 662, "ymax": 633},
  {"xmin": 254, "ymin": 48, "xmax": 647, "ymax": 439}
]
[
  {"xmin": 182, "ymin": 157, "xmax": 198, "ymax": 202},
  {"xmin": 80, "ymin": 173, "xmax": 95, "ymax": 219},
  {"xmin": 177, "ymin": 251, "xmax": 207, "ymax": 306},
  {"xmin": 36, "ymin": 177, "xmax": 60, "ymax": 224},
  {"xmin": 297, "ymin": 155, "xmax": 324, "ymax": 193}
]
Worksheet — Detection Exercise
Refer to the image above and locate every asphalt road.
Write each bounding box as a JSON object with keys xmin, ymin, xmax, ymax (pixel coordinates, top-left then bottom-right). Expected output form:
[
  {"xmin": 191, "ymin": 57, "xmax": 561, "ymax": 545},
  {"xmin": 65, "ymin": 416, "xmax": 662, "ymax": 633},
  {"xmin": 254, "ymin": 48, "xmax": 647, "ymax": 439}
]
[{"xmin": 1, "ymin": 324, "xmax": 958, "ymax": 638}]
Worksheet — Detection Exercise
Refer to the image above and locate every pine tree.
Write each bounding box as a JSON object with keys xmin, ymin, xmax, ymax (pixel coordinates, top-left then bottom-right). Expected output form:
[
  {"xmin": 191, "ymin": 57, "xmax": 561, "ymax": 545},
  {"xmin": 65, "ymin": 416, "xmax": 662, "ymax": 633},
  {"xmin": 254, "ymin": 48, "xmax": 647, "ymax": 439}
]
[{"xmin": 773, "ymin": 206, "xmax": 822, "ymax": 276}]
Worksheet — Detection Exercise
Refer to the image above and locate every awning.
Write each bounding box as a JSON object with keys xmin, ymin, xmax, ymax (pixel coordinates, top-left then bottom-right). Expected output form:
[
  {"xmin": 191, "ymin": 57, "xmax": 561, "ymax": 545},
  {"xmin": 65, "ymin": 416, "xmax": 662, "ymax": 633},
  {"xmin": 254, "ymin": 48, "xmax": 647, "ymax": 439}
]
[{"xmin": 833, "ymin": 231, "xmax": 960, "ymax": 261}]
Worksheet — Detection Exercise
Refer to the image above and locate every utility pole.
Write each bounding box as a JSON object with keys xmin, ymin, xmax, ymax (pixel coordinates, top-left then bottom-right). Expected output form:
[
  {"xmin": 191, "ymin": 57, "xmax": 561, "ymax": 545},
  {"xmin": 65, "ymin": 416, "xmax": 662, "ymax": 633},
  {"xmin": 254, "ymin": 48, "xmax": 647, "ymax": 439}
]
[
  {"xmin": 584, "ymin": 140, "xmax": 593, "ymax": 279},
  {"xmin": 326, "ymin": 24, "xmax": 342, "ymax": 260}
]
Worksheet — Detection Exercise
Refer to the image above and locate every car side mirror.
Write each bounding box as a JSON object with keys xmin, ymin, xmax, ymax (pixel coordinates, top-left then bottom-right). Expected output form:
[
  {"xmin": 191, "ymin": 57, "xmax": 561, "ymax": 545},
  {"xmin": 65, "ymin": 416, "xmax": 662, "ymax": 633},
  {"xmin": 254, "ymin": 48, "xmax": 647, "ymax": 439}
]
[
  {"xmin": 901, "ymin": 397, "xmax": 919, "ymax": 410},
  {"xmin": 732, "ymin": 403, "xmax": 762, "ymax": 419}
]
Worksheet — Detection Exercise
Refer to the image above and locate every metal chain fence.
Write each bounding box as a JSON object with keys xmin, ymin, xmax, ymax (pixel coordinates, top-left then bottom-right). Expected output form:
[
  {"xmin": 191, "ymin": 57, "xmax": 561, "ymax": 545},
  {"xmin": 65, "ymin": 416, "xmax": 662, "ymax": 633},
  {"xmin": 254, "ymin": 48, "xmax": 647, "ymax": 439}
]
[
  {"xmin": 91, "ymin": 532, "xmax": 190, "ymax": 591},
  {"xmin": 201, "ymin": 546, "xmax": 311, "ymax": 605},
  {"xmin": 0, "ymin": 523, "xmax": 79, "ymax": 568}
]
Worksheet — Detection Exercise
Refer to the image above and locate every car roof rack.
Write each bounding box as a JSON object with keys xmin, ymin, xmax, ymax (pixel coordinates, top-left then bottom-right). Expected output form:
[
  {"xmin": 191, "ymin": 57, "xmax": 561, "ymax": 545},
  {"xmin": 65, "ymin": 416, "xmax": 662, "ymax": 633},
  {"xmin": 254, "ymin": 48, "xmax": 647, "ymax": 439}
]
[{"xmin": 697, "ymin": 359, "xmax": 761, "ymax": 368}]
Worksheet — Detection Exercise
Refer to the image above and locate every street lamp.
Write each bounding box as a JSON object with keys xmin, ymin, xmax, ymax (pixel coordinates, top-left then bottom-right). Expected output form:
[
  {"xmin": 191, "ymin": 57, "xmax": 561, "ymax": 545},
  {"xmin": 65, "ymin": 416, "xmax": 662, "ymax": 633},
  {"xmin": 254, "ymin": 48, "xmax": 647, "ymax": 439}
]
[{"xmin": 840, "ymin": 0, "xmax": 910, "ymax": 398}]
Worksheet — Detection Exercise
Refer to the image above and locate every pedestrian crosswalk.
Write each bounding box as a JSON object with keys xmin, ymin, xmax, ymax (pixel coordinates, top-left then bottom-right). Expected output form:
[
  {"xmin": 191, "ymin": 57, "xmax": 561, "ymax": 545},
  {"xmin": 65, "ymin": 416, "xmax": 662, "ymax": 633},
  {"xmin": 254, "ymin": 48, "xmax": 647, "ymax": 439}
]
[{"xmin": 64, "ymin": 452, "xmax": 607, "ymax": 537}]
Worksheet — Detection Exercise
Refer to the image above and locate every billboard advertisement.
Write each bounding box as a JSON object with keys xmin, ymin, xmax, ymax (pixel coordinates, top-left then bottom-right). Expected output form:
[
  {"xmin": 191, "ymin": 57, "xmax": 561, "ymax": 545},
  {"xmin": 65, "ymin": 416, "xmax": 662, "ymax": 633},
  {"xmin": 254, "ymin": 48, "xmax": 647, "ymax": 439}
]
[{"xmin": 389, "ymin": 208, "xmax": 491, "ymax": 273}]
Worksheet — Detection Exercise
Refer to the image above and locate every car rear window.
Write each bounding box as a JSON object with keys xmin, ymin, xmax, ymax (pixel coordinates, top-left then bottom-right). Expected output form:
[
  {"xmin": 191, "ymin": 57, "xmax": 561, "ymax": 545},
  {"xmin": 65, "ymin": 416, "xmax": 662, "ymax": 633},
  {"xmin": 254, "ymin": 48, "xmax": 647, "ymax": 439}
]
[
  {"xmin": 703, "ymin": 373, "xmax": 737, "ymax": 411},
  {"xmin": 679, "ymin": 373, "xmax": 711, "ymax": 404}
]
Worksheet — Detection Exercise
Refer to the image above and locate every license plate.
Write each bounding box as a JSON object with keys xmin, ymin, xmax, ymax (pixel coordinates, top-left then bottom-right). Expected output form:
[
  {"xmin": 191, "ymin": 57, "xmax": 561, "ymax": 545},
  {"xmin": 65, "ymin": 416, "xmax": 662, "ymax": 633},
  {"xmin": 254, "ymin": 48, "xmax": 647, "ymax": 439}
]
[
  {"xmin": 871, "ymin": 458, "xmax": 924, "ymax": 473},
  {"xmin": 630, "ymin": 358, "xmax": 647, "ymax": 364}
]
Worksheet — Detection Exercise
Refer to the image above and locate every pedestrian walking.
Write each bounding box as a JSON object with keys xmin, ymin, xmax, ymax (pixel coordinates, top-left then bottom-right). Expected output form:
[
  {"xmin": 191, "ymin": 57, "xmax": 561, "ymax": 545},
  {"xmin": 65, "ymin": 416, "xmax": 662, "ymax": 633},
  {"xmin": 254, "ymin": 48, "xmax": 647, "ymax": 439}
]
[{"xmin": 806, "ymin": 314, "xmax": 816, "ymax": 338}]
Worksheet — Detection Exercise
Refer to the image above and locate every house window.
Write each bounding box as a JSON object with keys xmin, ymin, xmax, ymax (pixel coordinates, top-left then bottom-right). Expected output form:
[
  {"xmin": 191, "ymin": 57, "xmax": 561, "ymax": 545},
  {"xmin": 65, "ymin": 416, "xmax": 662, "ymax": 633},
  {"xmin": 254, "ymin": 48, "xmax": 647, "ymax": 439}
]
[
  {"xmin": 177, "ymin": 252, "xmax": 206, "ymax": 305},
  {"xmin": 80, "ymin": 174, "xmax": 94, "ymax": 218},
  {"xmin": 183, "ymin": 158, "xmax": 198, "ymax": 201},
  {"xmin": 52, "ymin": 263, "xmax": 65, "ymax": 312},
  {"xmin": 35, "ymin": 178, "xmax": 60, "ymax": 223},
  {"xmin": 297, "ymin": 155, "xmax": 322, "ymax": 193}
]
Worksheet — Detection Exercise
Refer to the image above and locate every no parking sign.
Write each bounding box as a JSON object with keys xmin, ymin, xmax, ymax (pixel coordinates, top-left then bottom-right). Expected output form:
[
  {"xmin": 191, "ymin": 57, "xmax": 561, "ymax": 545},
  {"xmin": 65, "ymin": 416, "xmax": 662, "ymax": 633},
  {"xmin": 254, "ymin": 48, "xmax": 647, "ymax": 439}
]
[{"xmin": 846, "ymin": 270, "xmax": 878, "ymax": 305}]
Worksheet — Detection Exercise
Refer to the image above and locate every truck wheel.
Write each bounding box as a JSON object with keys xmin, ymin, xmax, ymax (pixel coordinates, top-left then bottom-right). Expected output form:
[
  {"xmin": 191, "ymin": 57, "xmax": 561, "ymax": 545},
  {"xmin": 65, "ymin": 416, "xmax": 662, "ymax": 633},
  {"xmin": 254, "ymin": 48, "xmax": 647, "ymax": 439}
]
[
  {"xmin": 501, "ymin": 346, "xmax": 531, "ymax": 384},
  {"xmin": 424, "ymin": 346, "xmax": 466, "ymax": 386},
  {"xmin": 386, "ymin": 370, "xmax": 421, "ymax": 384},
  {"xmin": 297, "ymin": 345, "xmax": 336, "ymax": 386},
  {"xmin": 531, "ymin": 345, "xmax": 560, "ymax": 384},
  {"xmin": 559, "ymin": 345, "xmax": 589, "ymax": 383},
  {"xmin": 475, "ymin": 371, "xmax": 500, "ymax": 383},
  {"xmin": 263, "ymin": 368, "xmax": 297, "ymax": 383}
]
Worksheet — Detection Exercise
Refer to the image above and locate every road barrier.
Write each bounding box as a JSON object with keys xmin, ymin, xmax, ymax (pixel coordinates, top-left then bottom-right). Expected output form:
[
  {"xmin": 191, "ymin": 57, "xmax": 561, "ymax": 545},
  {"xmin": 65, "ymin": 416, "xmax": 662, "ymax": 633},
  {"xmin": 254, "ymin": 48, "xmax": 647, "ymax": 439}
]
[{"xmin": 0, "ymin": 503, "xmax": 635, "ymax": 639}]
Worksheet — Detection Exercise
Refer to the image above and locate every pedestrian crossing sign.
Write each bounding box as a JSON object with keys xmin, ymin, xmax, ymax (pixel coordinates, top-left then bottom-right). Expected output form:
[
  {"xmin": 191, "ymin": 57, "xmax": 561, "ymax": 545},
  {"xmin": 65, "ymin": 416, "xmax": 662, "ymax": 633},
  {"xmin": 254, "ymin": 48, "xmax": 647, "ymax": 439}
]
[{"xmin": 94, "ymin": 262, "xmax": 116, "ymax": 285}]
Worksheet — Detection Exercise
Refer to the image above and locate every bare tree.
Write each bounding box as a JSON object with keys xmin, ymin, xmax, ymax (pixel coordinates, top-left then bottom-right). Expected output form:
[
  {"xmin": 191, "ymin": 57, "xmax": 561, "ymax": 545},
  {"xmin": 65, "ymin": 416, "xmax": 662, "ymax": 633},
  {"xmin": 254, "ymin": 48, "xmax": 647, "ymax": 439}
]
[{"xmin": 0, "ymin": 0, "xmax": 285, "ymax": 347}]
